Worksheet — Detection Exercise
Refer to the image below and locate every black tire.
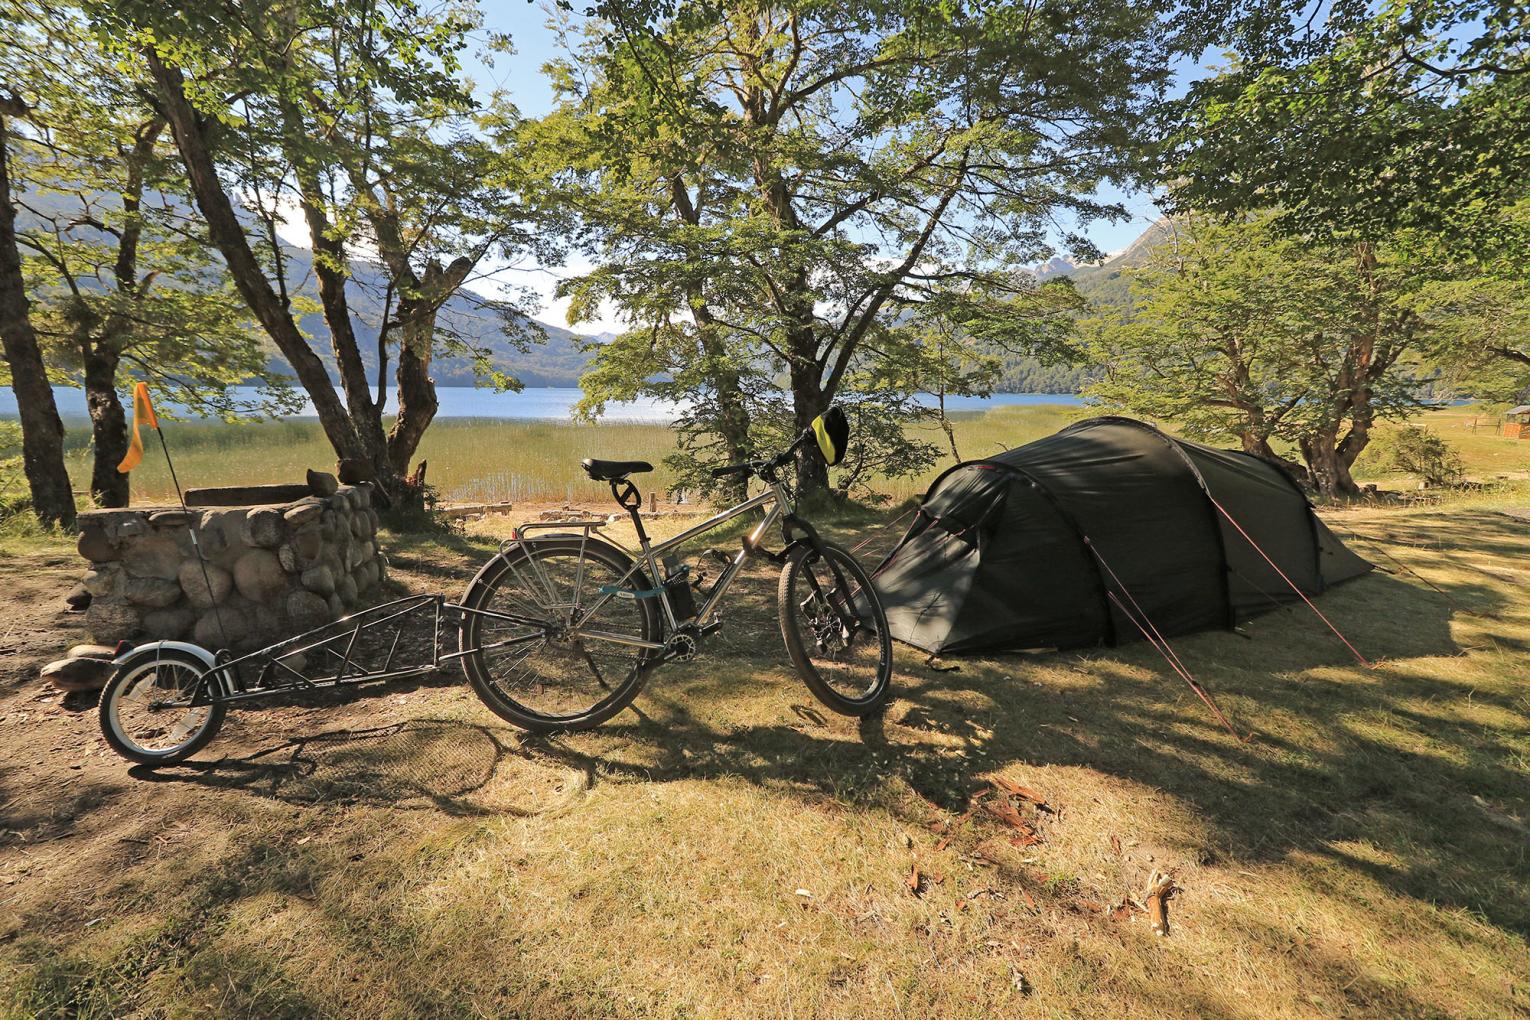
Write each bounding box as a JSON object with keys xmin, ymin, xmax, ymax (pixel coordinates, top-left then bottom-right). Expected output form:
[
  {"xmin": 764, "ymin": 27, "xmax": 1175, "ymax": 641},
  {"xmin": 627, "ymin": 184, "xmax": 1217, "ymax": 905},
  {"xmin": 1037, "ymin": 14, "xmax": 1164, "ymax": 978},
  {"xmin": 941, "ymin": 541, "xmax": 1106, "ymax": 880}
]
[
  {"xmin": 458, "ymin": 536, "xmax": 663, "ymax": 733},
  {"xmin": 99, "ymin": 648, "xmax": 227, "ymax": 765},
  {"xmin": 778, "ymin": 541, "xmax": 893, "ymax": 716}
]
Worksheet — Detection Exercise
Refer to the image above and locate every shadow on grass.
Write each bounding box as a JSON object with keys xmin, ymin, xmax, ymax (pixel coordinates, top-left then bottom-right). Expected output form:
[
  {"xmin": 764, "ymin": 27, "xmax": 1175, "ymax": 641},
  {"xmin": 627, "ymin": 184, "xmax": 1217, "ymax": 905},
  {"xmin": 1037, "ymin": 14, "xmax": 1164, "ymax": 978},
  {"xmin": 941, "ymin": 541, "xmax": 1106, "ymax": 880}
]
[
  {"xmin": 512, "ymin": 559, "xmax": 1530, "ymax": 943},
  {"xmin": 127, "ymin": 718, "xmax": 517, "ymax": 816},
  {"xmin": 94, "ymin": 510, "xmax": 1530, "ymax": 955}
]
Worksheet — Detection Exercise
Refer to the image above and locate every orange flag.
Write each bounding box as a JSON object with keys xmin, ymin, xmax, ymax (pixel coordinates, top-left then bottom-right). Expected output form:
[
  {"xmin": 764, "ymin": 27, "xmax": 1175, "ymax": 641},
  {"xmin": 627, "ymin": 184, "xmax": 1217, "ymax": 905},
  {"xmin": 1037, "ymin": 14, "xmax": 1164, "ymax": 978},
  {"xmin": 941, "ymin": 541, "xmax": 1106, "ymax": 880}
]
[{"xmin": 116, "ymin": 382, "xmax": 159, "ymax": 474}]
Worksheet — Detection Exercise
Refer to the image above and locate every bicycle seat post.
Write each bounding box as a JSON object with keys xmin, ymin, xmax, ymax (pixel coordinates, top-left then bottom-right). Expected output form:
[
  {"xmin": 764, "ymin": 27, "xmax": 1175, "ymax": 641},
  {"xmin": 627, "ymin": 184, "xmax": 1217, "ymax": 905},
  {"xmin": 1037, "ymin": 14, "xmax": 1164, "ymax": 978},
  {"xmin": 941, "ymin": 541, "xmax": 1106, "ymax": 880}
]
[{"xmin": 610, "ymin": 478, "xmax": 649, "ymax": 545}]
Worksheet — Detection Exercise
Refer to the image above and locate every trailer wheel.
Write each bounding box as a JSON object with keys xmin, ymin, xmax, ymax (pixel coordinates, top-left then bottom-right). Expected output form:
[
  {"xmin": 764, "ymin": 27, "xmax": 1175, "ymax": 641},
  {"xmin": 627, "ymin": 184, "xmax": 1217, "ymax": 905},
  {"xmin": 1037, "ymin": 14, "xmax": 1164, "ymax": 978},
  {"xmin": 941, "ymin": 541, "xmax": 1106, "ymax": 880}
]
[{"xmin": 100, "ymin": 649, "xmax": 226, "ymax": 765}]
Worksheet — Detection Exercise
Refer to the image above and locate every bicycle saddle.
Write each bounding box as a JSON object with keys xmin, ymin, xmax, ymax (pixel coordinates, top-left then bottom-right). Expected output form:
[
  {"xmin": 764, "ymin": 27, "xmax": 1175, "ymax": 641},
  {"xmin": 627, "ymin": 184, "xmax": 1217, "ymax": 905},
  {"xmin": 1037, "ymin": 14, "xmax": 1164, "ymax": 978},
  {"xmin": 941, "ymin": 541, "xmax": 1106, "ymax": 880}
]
[{"xmin": 581, "ymin": 458, "xmax": 654, "ymax": 481}]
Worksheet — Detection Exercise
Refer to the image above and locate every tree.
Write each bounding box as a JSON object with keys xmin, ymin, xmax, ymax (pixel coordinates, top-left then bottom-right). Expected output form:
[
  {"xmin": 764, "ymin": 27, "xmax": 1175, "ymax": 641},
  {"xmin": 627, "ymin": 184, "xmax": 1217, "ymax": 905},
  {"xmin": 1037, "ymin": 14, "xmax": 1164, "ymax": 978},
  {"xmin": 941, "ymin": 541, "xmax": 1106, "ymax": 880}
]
[
  {"xmin": 1414, "ymin": 275, "xmax": 1530, "ymax": 404},
  {"xmin": 0, "ymin": 91, "xmax": 75, "ymax": 529},
  {"xmin": 1082, "ymin": 214, "xmax": 1435, "ymax": 497},
  {"xmin": 1406, "ymin": 202, "xmax": 1530, "ymax": 403},
  {"xmin": 1168, "ymin": 1, "xmax": 1529, "ymax": 278},
  {"xmin": 536, "ymin": 0, "xmax": 1185, "ymax": 501},
  {"xmin": 90, "ymin": 0, "xmax": 546, "ymax": 501},
  {"xmin": 1166, "ymin": 3, "xmax": 1530, "ymax": 410},
  {"xmin": 4, "ymin": 3, "xmax": 285, "ymax": 507}
]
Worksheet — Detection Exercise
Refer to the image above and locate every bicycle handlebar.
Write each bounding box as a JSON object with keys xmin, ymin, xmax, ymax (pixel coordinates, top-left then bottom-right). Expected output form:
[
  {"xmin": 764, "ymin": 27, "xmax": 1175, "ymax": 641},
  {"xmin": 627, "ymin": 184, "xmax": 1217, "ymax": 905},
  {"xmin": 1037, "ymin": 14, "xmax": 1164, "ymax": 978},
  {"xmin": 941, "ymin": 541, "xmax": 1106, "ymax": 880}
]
[
  {"xmin": 710, "ymin": 462, "xmax": 753, "ymax": 479},
  {"xmin": 710, "ymin": 428, "xmax": 816, "ymax": 480}
]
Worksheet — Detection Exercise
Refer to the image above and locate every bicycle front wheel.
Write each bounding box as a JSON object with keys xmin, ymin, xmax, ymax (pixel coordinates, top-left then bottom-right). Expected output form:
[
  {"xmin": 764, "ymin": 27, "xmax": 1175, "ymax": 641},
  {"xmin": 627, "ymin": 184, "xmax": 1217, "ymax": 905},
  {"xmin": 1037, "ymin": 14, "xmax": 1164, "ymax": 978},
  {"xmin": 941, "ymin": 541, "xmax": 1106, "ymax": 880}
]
[
  {"xmin": 458, "ymin": 536, "xmax": 662, "ymax": 733},
  {"xmin": 778, "ymin": 541, "xmax": 893, "ymax": 716}
]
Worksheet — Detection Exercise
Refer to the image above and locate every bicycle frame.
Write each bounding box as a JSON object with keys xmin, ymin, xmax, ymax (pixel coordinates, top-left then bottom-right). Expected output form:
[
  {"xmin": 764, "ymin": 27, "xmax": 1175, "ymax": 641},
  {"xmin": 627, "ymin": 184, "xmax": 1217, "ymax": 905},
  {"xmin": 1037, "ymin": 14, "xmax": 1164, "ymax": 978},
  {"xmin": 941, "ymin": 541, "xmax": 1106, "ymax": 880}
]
[{"xmin": 518, "ymin": 479, "xmax": 792, "ymax": 653}]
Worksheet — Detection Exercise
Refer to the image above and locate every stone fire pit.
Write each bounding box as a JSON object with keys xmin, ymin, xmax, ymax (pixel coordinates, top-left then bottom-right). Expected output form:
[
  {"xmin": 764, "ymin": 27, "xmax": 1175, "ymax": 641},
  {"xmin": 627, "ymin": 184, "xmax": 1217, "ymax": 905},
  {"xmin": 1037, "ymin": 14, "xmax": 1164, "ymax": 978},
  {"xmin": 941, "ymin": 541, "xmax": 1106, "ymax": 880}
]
[{"xmin": 74, "ymin": 477, "xmax": 387, "ymax": 652}]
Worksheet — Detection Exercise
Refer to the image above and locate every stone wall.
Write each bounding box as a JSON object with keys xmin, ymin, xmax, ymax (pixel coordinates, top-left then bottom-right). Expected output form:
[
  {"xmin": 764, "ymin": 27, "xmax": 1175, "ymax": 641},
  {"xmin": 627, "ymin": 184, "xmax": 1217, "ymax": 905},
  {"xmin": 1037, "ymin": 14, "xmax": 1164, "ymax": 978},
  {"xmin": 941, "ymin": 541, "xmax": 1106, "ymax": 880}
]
[{"xmin": 75, "ymin": 482, "xmax": 386, "ymax": 651}]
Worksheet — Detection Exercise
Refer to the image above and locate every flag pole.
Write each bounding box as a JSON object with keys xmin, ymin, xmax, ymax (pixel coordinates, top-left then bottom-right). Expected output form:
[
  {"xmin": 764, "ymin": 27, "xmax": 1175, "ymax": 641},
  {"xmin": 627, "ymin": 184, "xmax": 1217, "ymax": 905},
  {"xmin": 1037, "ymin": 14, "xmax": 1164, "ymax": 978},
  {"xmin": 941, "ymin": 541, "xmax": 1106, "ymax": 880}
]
[{"xmin": 142, "ymin": 391, "xmax": 232, "ymax": 652}]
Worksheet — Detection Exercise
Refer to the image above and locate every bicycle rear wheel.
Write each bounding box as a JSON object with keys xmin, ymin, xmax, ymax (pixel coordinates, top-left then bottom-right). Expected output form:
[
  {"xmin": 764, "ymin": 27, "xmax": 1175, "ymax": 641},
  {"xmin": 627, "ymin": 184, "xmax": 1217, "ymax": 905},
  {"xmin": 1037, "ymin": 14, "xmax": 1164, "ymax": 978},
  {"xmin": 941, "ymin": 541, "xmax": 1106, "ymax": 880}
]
[
  {"xmin": 778, "ymin": 541, "xmax": 893, "ymax": 716},
  {"xmin": 458, "ymin": 536, "xmax": 662, "ymax": 733}
]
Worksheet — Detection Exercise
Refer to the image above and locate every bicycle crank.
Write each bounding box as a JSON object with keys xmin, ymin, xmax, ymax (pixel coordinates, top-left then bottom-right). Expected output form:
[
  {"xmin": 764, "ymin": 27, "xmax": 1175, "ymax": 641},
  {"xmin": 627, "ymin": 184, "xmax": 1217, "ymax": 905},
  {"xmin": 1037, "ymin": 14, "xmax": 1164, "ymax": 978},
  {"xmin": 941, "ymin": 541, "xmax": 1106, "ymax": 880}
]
[{"xmin": 664, "ymin": 632, "xmax": 698, "ymax": 662}]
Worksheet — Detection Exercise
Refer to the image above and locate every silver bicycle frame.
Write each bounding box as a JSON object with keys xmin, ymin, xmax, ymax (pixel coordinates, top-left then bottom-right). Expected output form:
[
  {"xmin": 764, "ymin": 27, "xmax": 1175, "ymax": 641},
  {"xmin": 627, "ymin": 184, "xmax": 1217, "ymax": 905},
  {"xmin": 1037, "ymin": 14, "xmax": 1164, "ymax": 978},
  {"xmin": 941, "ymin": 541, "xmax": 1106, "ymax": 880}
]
[{"xmin": 534, "ymin": 479, "xmax": 790, "ymax": 652}]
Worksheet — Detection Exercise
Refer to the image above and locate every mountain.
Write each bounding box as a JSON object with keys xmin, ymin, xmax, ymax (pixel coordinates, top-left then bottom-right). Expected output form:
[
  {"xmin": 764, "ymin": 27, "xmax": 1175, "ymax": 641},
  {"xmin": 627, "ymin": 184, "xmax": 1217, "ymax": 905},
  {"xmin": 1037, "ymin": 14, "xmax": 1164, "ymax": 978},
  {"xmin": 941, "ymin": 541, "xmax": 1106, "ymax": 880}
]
[
  {"xmin": 13, "ymin": 186, "xmax": 598, "ymax": 388},
  {"xmin": 1032, "ymin": 256, "xmax": 1076, "ymax": 279},
  {"xmin": 1063, "ymin": 218, "xmax": 1173, "ymax": 311},
  {"xmin": 267, "ymin": 242, "xmax": 595, "ymax": 388},
  {"xmin": 17, "ymin": 184, "xmax": 1169, "ymax": 395},
  {"xmin": 991, "ymin": 220, "xmax": 1175, "ymax": 392}
]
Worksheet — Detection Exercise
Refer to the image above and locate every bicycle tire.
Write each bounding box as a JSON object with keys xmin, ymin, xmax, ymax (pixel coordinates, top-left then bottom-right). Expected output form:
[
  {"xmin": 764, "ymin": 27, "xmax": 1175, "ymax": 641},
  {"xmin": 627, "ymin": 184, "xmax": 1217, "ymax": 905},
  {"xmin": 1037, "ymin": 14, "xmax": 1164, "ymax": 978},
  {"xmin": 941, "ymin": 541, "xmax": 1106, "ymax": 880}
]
[
  {"xmin": 458, "ymin": 536, "xmax": 662, "ymax": 733},
  {"xmin": 100, "ymin": 648, "xmax": 227, "ymax": 765},
  {"xmin": 778, "ymin": 541, "xmax": 893, "ymax": 716}
]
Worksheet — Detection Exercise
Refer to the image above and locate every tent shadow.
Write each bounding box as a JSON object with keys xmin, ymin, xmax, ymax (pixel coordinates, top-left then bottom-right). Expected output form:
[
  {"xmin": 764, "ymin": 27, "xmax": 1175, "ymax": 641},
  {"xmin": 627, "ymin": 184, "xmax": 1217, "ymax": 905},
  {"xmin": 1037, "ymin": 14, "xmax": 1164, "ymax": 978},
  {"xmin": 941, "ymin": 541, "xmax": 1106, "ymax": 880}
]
[{"xmin": 867, "ymin": 567, "xmax": 1529, "ymax": 936}]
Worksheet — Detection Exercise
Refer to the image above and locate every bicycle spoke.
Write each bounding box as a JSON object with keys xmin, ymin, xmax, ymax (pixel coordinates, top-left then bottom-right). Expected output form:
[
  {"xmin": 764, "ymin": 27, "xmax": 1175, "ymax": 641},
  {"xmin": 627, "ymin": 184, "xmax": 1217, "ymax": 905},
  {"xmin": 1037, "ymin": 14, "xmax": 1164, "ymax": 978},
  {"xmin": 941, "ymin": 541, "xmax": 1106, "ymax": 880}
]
[
  {"xmin": 467, "ymin": 542, "xmax": 654, "ymax": 722},
  {"xmin": 782, "ymin": 545, "xmax": 891, "ymax": 710}
]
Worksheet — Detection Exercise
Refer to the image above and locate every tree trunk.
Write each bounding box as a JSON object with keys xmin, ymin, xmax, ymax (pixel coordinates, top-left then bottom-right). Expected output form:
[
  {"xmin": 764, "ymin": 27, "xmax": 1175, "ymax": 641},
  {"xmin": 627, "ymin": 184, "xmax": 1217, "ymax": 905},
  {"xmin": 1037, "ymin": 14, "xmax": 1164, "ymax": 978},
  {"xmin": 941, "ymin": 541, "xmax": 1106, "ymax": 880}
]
[
  {"xmin": 386, "ymin": 298, "xmax": 439, "ymax": 480},
  {"xmin": 82, "ymin": 348, "xmax": 128, "ymax": 507},
  {"xmin": 285, "ymin": 133, "xmax": 395, "ymax": 489},
  {"xmin": 667, "ymin": 176, "xmax": 752, "ymax": 502},
  {"xmin": 385, "ymin": 257, "xmax": 474, "ymax": 481},
  {"xmin": 1299, "ymin": 428, "xmax": 1359, "ymax": 499},
  {"xmin": 0, "ymin": 108, "xmax": 75, "ymax": 528},
  {"xmin": 84, "ymin": 121, "xmax": 155, "ymax": 509},
  {"xmin": 144, "ymin": 52, "xmax": 367, "ymax": 468},
  {"xmin": 1240, "ymin": 432, "xmax": 1308, "ymax": 486}
]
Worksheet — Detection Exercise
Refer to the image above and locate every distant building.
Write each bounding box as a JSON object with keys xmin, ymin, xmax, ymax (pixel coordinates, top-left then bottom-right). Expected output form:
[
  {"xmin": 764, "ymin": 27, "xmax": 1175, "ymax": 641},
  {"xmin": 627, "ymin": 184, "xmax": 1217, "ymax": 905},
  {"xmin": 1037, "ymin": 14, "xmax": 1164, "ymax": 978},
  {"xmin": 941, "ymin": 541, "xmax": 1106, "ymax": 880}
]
[{"xmin": 1506, "ymin": 405, "xmax": 1530, "ymax": 440}]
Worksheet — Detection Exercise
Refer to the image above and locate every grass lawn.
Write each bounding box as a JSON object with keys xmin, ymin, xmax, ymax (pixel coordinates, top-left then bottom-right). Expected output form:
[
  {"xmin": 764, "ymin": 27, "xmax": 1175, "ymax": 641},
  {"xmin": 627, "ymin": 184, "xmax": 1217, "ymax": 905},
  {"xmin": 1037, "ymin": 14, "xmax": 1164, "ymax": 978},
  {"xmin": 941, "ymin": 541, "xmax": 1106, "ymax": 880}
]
[{"xmin": 1, "ymin": 485, "xmax": 1528, "ymax": 1017}]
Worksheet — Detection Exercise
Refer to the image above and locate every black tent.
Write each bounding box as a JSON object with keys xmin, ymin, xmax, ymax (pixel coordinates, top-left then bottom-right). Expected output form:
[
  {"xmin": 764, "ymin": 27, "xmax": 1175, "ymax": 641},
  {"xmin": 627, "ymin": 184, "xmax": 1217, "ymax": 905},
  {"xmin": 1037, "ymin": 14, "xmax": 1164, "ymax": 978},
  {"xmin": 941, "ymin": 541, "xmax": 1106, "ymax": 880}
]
[{"xmin": 872, "ymin": 416, "xmax": 1372, "ymax": 655}]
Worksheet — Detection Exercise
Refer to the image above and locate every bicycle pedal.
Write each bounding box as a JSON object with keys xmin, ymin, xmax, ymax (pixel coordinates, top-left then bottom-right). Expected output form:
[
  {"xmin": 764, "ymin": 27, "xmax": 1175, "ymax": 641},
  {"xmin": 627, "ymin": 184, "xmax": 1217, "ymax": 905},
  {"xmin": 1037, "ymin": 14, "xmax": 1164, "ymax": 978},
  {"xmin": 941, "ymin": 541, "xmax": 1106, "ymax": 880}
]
[
  {"xmin": 698, "ymin": 619, "xmax": 723, "ymax": 637},
  {"xmin": 705, "ymin": 548, "xmax": 733, "ymax": 567}
]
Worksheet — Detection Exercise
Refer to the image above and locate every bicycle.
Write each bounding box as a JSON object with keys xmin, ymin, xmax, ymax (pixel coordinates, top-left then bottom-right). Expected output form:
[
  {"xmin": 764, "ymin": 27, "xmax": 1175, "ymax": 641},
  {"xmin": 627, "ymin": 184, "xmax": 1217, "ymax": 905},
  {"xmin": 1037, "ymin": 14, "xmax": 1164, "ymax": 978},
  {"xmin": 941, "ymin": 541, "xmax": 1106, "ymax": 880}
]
[
  {"xmin": 98, "ymin": 407, "xmax": 893, "ymax": 763},
  {"xmin": 457, "ymin": 405, "xmax": 894, "ymax": 731}
]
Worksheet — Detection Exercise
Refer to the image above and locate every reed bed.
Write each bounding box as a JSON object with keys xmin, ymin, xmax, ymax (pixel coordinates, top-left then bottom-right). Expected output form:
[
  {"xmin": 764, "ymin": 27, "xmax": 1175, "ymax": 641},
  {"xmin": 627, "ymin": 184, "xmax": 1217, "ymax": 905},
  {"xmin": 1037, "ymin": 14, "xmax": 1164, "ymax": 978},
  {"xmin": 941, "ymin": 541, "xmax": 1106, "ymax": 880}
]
[{"xmin": 31, "ymin": 401, "xmax": 1529, "ymax": 509}]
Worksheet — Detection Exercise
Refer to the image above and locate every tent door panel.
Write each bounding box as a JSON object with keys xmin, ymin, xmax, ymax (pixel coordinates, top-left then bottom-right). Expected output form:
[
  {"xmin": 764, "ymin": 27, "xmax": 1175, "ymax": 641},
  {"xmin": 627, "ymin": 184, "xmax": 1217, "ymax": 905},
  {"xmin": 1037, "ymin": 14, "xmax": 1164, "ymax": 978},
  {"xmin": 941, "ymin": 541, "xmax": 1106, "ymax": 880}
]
[{"xmin": 943, "ymin": 485, "xmax": 1108, "ymax": 653}]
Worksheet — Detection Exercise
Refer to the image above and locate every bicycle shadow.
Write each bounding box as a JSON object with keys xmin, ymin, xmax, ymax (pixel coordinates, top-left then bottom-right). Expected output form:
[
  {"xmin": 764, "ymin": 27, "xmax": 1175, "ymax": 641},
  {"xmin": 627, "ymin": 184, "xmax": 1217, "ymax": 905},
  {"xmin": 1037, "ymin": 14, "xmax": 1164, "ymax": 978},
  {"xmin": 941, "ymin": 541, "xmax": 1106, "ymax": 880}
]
[
  {"xmin": 509, "ymin": 563, "xmax": 1530, "ymax": 942},
  {"xmin": 127, "ymin": 718, "xmax": 527, "ymax": 816}
]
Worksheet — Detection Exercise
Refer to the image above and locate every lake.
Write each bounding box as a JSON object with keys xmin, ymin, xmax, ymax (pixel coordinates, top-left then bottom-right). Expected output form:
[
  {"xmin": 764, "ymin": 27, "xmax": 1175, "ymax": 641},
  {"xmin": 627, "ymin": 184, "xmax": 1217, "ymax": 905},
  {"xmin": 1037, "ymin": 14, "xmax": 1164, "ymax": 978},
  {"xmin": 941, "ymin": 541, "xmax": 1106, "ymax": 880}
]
[{"xmin": 2, "ymin": 385, "xmax": 1083, "ymax": 423}]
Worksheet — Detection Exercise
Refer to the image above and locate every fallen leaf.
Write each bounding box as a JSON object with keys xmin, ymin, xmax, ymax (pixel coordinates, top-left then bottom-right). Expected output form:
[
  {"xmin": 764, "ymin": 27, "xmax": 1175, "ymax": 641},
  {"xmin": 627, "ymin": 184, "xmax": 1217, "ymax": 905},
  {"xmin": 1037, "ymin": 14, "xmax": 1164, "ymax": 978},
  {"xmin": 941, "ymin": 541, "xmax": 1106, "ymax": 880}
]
[
  {"xmin": 794, "ymin": 888, "xmax": 813, "ymax": 898},
  {"xmin": 991, "ymin": 776, "xmax": 1053, "ymax": 812},
  {"xmin": 296, "ymin": 836, "xmax": 312, "ymax": 845},
  {"xmin": 934, "ymin": 807, "xmax": 977, "ymax": 852},
  {"xmin": 982, "ymin": 799, "xmax": 1031, "ymax": 831},
  {"xmin": 1110, "ymin": 834, "xmax": 1122, "ymax": 857},
  {"xmin": 906, "ymin": 866, "xmax": 924, "ymax": 897},
  {"xmin": 1107, "ymin": 899, "xmax": 1141, "ymax": 922},
  {"xmin": 1019, "ymin": 887, "xmax": 1037, "ymax": 911}
]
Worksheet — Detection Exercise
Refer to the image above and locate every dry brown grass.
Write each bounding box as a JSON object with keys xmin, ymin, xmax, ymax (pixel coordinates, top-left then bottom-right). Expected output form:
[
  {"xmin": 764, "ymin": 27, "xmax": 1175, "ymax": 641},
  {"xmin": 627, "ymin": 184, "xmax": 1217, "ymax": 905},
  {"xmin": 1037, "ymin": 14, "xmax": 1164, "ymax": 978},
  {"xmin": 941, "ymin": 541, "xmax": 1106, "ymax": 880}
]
[{"xmin": 1, "ymin": 492, "xmax": 1528, "ymax": 1018}]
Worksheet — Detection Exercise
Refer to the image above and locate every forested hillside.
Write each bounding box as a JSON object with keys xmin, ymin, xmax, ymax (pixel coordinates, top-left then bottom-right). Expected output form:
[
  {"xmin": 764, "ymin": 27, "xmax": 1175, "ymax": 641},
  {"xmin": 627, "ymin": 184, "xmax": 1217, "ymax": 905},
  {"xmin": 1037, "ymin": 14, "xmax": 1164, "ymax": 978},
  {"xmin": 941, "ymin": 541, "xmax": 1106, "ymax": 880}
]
[{"xmin": 269, "ymin": 243, "xmax": 594, "ymax": 389}]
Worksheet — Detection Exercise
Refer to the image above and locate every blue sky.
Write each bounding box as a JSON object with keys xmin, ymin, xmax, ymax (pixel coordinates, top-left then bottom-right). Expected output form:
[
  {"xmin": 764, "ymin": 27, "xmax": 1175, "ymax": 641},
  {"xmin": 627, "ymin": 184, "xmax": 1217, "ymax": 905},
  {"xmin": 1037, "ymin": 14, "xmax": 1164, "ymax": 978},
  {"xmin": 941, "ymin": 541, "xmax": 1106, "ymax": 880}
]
[{"xmin": 455, "ymin": 3, "xmax": 1173, "ymax": 332}]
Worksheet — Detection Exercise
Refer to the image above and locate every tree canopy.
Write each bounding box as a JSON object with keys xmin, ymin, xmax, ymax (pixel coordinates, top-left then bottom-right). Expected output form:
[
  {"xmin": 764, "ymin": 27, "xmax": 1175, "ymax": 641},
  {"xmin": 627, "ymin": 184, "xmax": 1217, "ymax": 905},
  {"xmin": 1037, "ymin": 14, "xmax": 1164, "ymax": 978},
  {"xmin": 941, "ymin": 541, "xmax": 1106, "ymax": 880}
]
[
  {"xmin": 1083, "ymin": 213, "xmax": 1443, "ymax": 496},
  {"xmin": 85, "ymin": 0, "xmax": 552, "ymax": 499},
  {"xmin": 3, "ymin": 2, "xmax": 294, "ymax": 506},
  {"xmin": 1169, "ymin": 0, "xmax": 1530, "ymax": 262},
  {"xmin": 534, "ymin": 0, "xmax": 1186, "ymax": 499}
]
